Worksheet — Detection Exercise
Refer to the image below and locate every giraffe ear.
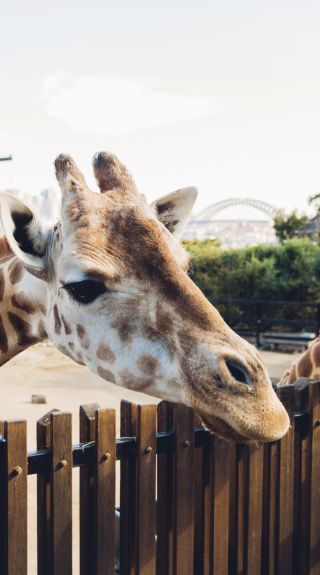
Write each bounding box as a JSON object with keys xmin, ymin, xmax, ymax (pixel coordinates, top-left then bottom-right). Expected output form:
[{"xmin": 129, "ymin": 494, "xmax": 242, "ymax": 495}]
[
  {"xmin": 152, "ymin": 187, "xmax": 197, "ymax": 237},
  {"xmin": 0, "ymin": 193, "xmax": 49, "ymax": 278}
]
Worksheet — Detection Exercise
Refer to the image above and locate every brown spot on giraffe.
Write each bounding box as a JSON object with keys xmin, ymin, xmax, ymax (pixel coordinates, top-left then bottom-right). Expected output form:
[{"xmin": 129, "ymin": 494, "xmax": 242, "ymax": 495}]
[
  {"xmin": 0, "ymin": 269, "xmax": 5, "ymax": 302},
  {"xmin": 61, "ymin": 315, "xmax": 72, "ymax": 335},
  {"xmin": 119, "ymin": 369, "xmax": 153, "ymax": 392},
  {"xmin": 38, "ymin": 320, "xmax": 47, "ymax": 340},
  {"xmin": 97, "ymin": 366, "xmax": 116, "ymax": 383},
  {"xmin": 138, "ymin": 354, "xmax": 159, "ymax": 376},
  {"xmin": 111, "ymin": 317, "xmax": 133, "ymax": 344},
  {"xmin": 53, "ymin": 305, "xmax": 62, "ymax": 335},
  {"xmin": 76, "ymin": 324, "xmax": 90, "ymax": 349},
  {"xmin": 97, "ymin": 343, "xmax": 116, "ymax": 364},
  {"xmin": 0, "ymin": 235, "xmax": 13, "ymax": 259},
  {"xmin": 7, "ymin": 312, "xmax": 38, "ymax": 347},
  {"xmin": 177, "ymin": 328, "xmax": 193, "ymax": 356},
  {"xmin": 11, "ymin": 293, "xmax": 36, "ymax": 315},
  {"xmin": 9, "ymin": 260, "xmax": 23, "ymax": 285},
  {"xmin": 142, "ymin": 325, "xmax": 162, "ymax": 343},
  {"xmin": 76, "ymin": 352, "xmax": 85, "ymax": 365},
  {"xmin": 156, "ymin": 302, "xmax": 175, "ymax": 338},
  {"xmin": 0, "ymin": 315, "xmax": 8, "ymax": 353}
]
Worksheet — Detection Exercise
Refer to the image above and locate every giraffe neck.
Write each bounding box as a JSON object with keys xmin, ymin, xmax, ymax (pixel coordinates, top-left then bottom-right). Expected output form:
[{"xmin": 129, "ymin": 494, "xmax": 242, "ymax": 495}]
[{"xmin": 0, "ymin": 255, "xmax": 48, "ymax": 366}]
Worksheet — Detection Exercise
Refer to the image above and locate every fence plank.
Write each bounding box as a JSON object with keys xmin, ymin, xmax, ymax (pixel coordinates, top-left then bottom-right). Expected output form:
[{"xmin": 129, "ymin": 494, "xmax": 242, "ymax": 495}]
[
  {"xmin": 0, "ymin": 420, "xmax": 3, "ymax": 574},
  {"xmin": 37, "ymin": 409, "xmax": 59, "ymax": 575},
  {"xmin": 95, "ymin": 408, "xmax": 116, "ymax": 575},
  {"xmin": 236, "ymin": 445, "xmax": 248, "ymax": 575},
  {"xmin": 202, "ymin": 436, "xmax": 213, "ymax": 575},
  {"xmin": 194, "ymin": 440, "xmax": 204, "ymax": 574},
  {"xmin": 275, "ymin": 385, "xmax": 295, "ymax": 575},
  {"xmin": 294, "ymin": 380, "xmax": 310, "ymax": 575},
  {"xmin": 228, "ymin": 444, "xmax": 237, "ymax": 575},
  {"xmin": 247, "ymin": 445, "xmax": 264, "ymax": 575},
  {"xmin": 157, "ymin": 401, "xmax": 174, "ymax": 575},
  {"xmin": 309, "ymin": 381, "xmax": 320, "ymax": 575},
  {"xmin": 120, "ymin": 400, "xmax": 137, "ymax": 575},
  {"xmin": 135, "ymin": 404, "xmax": 157, "ymax": 575},
  {"xmin": 212, "ymin": 437, "xmax": 230, "ymax": 575},
  {"xmin": 50, "ymin": 412, "xmax": 72, "ymax": 575},
  {"xmin": 79, "ymin": 403, "xmax": 100, "ymax": 575},
  {"xmin": 262, "ymin": 441, "xmax": 278, "ymax": 575},
  {"xmin": 0, "ymin": 420, "xmax": 28, "ymax": 575},
  {"xmin": 173, "ymin": 404, "xmax": 195, "ymax": 575}
]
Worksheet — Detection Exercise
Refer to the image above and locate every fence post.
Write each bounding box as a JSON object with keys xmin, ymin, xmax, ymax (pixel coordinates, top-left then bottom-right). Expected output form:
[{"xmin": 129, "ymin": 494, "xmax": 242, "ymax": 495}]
[
  {"xmin": 193, "ymin": 422, "xmax": 205, "ymax": 575},
  {"xmin": 157, "ymin": 402, "xmax": 174, "ymax": 575},
  {"xmin": 276, "ymin": 385, "xmax": 295, "ymax": 575},
  {"xmin": 173, "ymin": 404, "xmax": 195, "ymax": 575},
  {"xmin": 235, "ymin": 442, "xmax": 264, "ymax": 575},
  {"xmin": 79, "ymin": 403, "xmax": 100, "ymax": 575},
  {"xmin": 262, "ymin": 439, "xmax": 278, "ymax": 575},
  {"xmin": 0, "ymin": 420, "xmax": 28, "ymax": 575},
  {"xmin": 247, "ymin": 445, "xmax": 264, "ymax": 575},
  {"xmin": 291, "ymin": 379, "xmax": 310, "ymax": 575},
  {"xmin": 37, "ymin": 409, "xmax": 59, "ymax": 575},
  {"xmin": 135, "ymin": 405, "xmax": 157, "ymax": 575},
  {"xmin": 308, "ymin": 381, "xmax": 320, "ymax": 575},
  {"xmin": 212, "ymin": 437, "xmax": 230, "ymax": 575},
  {"xmin": 94, "ymin": 408, "xmax": 116, "ymax": 575},
  {"xmin": 120, "ymin": 400, "xmax": 137, "ymax": 575},
  {"xmin": 50, "ymin": 412, "xmax": 72, "ymax": 575},
  {"xmin": 0, "ymin": 420, "xmax": 4, "ymax": 574}
]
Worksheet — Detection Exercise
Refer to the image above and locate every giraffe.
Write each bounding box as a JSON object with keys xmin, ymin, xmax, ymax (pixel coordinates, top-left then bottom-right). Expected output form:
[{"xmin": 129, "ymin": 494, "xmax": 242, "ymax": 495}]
[
  {"xmin": 280, "ymin": 337, "xmax": 320, "ymax": 384},
  {"xmin": 0, "ymin": 152, "xmax": 289, "ymax": 443}
]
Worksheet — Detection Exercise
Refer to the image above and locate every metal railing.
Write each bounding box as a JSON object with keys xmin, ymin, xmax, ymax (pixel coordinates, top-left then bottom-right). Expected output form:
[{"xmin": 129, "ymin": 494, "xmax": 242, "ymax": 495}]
[{"xmin": 214, "ymin": 299, "xmax": 320, "ymax": 348}]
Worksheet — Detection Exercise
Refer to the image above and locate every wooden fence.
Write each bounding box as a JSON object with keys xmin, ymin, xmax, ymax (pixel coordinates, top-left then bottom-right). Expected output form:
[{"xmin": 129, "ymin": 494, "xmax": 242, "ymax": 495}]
[{"xmin": 0, "ymin": 379, "xmax": 320, "ymax": 574}]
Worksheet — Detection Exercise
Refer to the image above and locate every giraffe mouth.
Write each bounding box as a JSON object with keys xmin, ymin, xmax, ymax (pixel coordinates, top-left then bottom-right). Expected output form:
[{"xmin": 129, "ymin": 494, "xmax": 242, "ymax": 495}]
[{"xmin": 199, "ymin": 413, "xmax": 249, "ymax": 443}]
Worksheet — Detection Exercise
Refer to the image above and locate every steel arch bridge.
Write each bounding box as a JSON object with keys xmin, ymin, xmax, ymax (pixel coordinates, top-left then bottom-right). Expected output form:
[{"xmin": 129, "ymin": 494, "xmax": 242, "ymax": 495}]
[{"xmin": 193, "ymin": 197, "xmax": 277, "ymax": 221}]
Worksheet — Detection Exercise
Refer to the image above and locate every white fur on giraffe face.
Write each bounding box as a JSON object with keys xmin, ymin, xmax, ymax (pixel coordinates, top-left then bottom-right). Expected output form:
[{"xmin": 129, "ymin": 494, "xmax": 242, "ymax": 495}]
[{"xmin": 45, "ymin": 282, "xmax": 187, "ymax": 403}]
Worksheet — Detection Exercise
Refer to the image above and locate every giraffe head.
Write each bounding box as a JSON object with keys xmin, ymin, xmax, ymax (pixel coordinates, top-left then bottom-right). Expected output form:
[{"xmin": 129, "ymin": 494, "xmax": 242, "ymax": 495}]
[{"xmin": 0, "ymin": 153, "xmax": 289, "ymax": 442}]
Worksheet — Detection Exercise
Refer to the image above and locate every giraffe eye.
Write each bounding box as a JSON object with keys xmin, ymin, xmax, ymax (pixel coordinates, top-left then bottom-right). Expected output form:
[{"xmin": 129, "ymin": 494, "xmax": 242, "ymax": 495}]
[{"xmin": 63, "ymin": 280, "xmax": 107, "ymax": 304}]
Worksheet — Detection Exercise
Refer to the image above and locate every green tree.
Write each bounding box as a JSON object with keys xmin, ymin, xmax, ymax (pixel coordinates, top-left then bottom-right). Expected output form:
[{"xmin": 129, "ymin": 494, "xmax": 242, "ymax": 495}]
[
  {"xmin": 184, "ymin": 238, "xmax": 320, "ymax": 325},
  {"xmin": 273, "ymin": 210, "xmax": 307, "ymax": 242}
]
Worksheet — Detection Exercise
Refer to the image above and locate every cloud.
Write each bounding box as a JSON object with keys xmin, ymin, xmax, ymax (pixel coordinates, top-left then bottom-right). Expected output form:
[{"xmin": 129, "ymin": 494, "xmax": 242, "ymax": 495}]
[{"xmin": 40, "ymin": 73, "xmax": 219, "ymax": 135}]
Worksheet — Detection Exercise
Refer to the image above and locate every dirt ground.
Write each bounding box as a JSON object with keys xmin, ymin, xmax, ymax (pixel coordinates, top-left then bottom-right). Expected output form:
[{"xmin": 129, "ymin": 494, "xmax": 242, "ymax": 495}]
[{"xmin": 0, "ymin": 344, "xmax": 300, "ymax": 573}]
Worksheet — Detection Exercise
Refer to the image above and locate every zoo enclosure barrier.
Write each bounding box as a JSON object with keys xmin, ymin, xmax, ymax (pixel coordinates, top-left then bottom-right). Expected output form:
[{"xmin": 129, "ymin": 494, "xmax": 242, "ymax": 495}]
[
  {"xmin": 0, "ymin": 381, "xmax": 320, "ymax": 574},
  {"xmin": 214, "ymin": 299, "xmax": 320, "ymax": 349}
]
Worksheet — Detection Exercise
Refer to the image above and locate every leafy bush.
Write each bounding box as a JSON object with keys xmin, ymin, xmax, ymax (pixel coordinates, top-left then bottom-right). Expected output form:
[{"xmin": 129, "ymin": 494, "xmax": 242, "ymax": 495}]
[{"xmin": 183, "ymin": 238, "xmax": 320, "ymax": 328}]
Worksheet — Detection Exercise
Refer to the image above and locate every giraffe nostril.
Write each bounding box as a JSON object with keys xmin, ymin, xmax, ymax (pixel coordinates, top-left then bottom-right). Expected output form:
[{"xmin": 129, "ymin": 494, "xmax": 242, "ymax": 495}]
[{"xmin": 225, "ymin": 359, "xmax": 252, "ymax": 387}]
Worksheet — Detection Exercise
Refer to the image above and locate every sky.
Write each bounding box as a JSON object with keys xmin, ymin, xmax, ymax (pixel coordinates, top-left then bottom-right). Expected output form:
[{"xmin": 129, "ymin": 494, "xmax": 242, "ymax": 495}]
[{"xmin": 1, "ymin": 0, "xmax": 320, "ymax": 217}]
